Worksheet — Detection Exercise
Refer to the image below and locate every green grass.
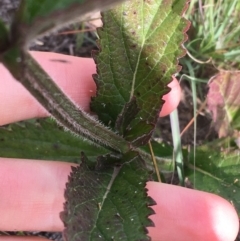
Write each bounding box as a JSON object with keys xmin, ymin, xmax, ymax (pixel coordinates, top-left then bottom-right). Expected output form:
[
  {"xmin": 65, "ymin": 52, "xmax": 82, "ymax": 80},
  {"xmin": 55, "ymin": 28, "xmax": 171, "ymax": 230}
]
[{"xmin": 181, "ymin": 0, "xmax": 240, "ymax": 77}]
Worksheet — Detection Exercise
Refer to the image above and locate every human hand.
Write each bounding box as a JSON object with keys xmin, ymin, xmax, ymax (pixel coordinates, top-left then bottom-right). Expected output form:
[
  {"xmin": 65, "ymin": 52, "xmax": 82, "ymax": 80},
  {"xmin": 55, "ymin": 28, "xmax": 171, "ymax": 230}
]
[{"xmin": 0, "ymin": 52, "xmax": 238, "ymax": 241}]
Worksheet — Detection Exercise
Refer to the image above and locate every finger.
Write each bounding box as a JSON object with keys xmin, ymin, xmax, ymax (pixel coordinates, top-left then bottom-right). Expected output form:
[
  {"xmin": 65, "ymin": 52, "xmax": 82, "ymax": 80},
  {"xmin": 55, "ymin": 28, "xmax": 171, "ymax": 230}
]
[
  {"xmin": 159, "ymin": 76, "xmax": 181, "ymax": 117},
  {"xmin": 0, "ymin": 51, "xmax": 96, "ymax": 126},
  {"xmin": 147, "ymin": 182, "xmax": 239, "ymax": 241},
  {"xmin": 1, "ymin": 158, "xmax": 239, "ymax": 241},
  {"xmin": 0, "ymin": 51, "xmax": 180, "ymax": 126},
  {"xmin": 0, "ymin": 237, "xmax": 49, "ymax": 241},
  {"xmin": 0, "ymin": 158, "xmax": 75, "ymax": 232}
]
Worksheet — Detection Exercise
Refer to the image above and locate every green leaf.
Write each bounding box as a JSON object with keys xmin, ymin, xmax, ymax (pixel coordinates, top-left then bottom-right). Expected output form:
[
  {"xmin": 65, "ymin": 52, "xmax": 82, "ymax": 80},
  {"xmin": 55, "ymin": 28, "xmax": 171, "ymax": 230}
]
[
  {"xmin": 207, "ymin": 70, "xmax": 240, "ymax": 137},
  {"xmin": 0, "ymin": 19, "xmax": 9, "ymax": 52},
  {"xmin": 0, "ymin": 119, "xmax": 108, "ymax": 162},
  {"xmin": 185, "ymin": 142, "xmax": 240, "ymax": 215},
  {"xmin": 91, "ymin": 0, "xmax": 189, "ymax": 146},
  {"xmin": 0, "ymin": 118, "xmax": 174, "ymax": 174},
  {"xmin": 0, "ymin": 119, "xmax": 174, "ymax": 177},
  {"xmin": 61, "ymin": 151, "xmax": 155, "ymax": 241},
  {"xmin": 12, "ymin": 0, "xmax": 126, "ymax": 44}
]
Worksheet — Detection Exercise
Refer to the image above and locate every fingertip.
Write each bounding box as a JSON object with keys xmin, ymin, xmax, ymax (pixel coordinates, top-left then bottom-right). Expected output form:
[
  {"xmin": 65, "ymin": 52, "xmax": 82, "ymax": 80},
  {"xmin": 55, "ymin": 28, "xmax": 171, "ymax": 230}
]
[
  {"xmin": 159, "ymin": 76, "xmax": 181, "ymax": 117},
  {"xmin": 209, "ymin": 195, "xmax": 239, "ymax": 241},
  {"xmin": 30, "ymin": 51, "xmax": 96, "ymax": 113},
  {"xmin": 0, "ymin": 51, "xmax": 97, "ymax": 125},
  {"xmin": 0, "ymin": 237, "xmax": 49, "ymax": 241},
  {"xmin": 0, "ymin": 158, "xmax": 74, "ymax": 232},
  {"xmin": 146, "ymin": 182, "xmax": 239, "ymax": 241}
]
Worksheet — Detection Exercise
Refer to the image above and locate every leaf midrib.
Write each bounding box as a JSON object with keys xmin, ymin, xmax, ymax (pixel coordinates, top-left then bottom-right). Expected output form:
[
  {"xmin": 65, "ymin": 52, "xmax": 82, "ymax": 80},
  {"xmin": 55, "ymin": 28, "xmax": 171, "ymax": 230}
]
[
  {"xmin": 89, "ymin": 166, "xmax": 121, "ymax": 240},
  {"xmin": 129, "ymin": 1, "xmax": 173, "ymax": 100}
]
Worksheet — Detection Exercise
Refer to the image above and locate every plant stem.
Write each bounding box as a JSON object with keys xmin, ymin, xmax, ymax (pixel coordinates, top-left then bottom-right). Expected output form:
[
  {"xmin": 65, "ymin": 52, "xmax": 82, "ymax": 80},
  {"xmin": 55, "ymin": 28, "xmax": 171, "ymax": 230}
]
[
  {"xmin": 170, "ymin": 109, "xmax": 184, "ymax": 186},
  {"xmin": 2, "ymin": 49, "xmax": 130, "ymax": 153},
  {"xmin": 148, "ymin": 141, "xmax": 161, "ymax": 182}
]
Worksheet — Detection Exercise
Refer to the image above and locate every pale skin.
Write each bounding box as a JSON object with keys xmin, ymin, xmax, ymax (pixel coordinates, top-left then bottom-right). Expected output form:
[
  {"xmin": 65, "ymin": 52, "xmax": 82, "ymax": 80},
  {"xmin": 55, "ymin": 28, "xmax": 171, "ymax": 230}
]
[{"xmin": 0, "ymin": 51, "xmax": 239, "ymax": 241}]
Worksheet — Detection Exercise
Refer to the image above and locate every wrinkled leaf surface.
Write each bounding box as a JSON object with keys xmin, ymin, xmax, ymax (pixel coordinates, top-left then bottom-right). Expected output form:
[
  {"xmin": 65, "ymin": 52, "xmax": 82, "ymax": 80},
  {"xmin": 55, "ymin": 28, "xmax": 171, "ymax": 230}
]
[
  {"xmin": 61, "ymin": 151, "xmax": 155, "ymax": 241},
  {"xmin": 0, "ymin": 119, "xmax": 174, "ymax": 172},
  {"xmin": 91, "ymin": 0, "xmax": 189, "ymax": 146},
  {"xmin": 0, "ymin": 119, "xmax": 108, "ymax": 162}
]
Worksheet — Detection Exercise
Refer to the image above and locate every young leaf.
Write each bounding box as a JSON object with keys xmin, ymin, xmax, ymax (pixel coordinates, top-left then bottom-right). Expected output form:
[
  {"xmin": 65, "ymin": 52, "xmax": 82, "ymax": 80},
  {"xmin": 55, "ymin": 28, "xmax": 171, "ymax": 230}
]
[
  {"xmin": 185, "ymin": 143, "xmax": 240, "ymax": 215},
  {"xmin": 207, "ymin": 70, "xmax": 240, "ymax": 137},
  {"xmin": 61, "ymin": 151, "xmax": 155, "ymax": 241},
  {"xmin": 0, "ymin": 119, "xmax": 108, "ymax": 162},
  {"xmin": 91, "ymin": 0, "xmax": 190, "ymax": 146},
  {"xmin": 11, "ymin": 0, "xmax": 126, "ymax": 44}
]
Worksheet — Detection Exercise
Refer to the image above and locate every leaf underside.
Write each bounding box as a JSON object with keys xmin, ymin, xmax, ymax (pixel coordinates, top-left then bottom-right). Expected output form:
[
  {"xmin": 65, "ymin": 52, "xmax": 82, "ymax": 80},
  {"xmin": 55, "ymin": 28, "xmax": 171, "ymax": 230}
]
[
  {"xmin": 185, "ymin": 143, "xmax": 240, "ymax": 215},
  {"xmin": 91, "ymin": 0, "xmax": 190, "ymax": 147},
  {"xmin": 61, "ymin": 152, "xmax": 155, "ymax": 241}
]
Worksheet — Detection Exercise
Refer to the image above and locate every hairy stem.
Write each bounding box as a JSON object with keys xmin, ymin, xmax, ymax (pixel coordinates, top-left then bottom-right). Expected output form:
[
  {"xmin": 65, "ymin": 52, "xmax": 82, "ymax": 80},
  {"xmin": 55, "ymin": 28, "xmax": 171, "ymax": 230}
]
[{"xmin": 2, "ymin": 49, "xmax": 130, "ymax": 153}]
